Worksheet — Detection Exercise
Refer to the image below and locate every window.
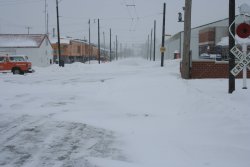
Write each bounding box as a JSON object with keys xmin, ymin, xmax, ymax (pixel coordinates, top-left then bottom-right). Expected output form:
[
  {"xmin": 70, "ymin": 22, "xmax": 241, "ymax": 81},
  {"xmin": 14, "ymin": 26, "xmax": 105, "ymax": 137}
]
[
  {"xmin": 0, "ymin": 57, "xmax": 5, "ymax": 62},
  {"xmin": 9, "ymin": 57, "xmax": 25, "ymax": 62}
]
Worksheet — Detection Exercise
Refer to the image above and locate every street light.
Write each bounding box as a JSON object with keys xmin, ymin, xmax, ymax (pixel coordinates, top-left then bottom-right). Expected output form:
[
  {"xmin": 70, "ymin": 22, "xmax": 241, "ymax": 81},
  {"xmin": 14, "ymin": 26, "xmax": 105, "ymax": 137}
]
[
  {"xmin": 178, "ymin": 7, "xmax": 185, "ymax": 22},
  {"xmin": 178, "ymin": 13, "xmax": 184, "ymax": 22},
  {"xmin": 178, "ymin": 7, "xmax": 185, "ymax": 61}
]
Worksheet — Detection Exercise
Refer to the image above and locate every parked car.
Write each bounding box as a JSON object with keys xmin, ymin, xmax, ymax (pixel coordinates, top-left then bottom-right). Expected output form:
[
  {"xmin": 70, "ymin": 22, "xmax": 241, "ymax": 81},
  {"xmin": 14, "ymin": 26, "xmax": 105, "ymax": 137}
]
[
  {"xmin": 200, "ymin": 53, "xmax": 222, "ymax": 61},
  {"xmin": 0, "ymin": 55, "xmax": 34, "ymax": 75}
]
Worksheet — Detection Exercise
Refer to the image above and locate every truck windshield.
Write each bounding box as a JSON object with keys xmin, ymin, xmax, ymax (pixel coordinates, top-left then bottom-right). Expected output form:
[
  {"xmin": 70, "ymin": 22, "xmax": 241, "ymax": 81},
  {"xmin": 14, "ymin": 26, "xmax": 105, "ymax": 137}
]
[
  {"xmin": 0, "ymin": 57, "xmax": 5, "ymax": 62},
  {"xmin": 9, "ymin": 57, "xmax": 25, "ymax": 62}
]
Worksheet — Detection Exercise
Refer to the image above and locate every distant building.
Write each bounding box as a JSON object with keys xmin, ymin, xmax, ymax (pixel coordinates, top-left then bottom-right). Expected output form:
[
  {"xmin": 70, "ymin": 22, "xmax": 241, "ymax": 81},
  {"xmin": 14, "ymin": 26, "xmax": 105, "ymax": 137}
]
[
  {"xmin": 50, "ymin": 37, "xmax": 109, "ymax": 64},
  {"xmin": 0, "ymin": 34, "xmax": 53, "ymax": 67}
]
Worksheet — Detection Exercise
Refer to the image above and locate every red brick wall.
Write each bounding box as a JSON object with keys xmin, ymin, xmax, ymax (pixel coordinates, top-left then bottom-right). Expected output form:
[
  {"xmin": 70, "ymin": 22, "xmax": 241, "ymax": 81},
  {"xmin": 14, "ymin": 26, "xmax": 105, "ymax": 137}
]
[{"xmin": 190, "ymin": 60, "xmax": 250, "ymax": 78}]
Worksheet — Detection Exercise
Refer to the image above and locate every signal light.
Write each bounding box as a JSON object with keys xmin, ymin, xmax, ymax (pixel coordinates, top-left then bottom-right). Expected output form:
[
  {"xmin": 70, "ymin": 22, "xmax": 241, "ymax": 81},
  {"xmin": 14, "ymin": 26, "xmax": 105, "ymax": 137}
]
[{"xmin": 236, "ymin": 23, "xmax": 250, "ymax": 39}]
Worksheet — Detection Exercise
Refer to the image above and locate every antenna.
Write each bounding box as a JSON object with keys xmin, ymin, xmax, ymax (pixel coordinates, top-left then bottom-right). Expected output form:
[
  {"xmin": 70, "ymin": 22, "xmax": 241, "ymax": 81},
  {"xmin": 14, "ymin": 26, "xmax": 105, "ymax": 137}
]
[{"xmin": 25, "ymin": 26, "xmax": 32, "ymax": 34}]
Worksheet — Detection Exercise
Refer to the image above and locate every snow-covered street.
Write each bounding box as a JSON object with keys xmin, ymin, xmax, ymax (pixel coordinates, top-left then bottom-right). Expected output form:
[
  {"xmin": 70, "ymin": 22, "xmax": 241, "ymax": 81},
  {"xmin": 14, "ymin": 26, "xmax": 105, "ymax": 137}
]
[{"xmin": 0, "ymin": 58, "xmax": 250, "ymax": 167}]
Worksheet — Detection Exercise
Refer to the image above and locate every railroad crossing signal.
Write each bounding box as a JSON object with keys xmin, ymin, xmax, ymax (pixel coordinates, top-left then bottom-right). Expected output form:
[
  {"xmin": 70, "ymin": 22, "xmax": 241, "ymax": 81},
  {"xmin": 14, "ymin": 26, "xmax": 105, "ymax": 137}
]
[{"xmin": 230, "ymin": 46, "xmax": 250, "ymax": 76}]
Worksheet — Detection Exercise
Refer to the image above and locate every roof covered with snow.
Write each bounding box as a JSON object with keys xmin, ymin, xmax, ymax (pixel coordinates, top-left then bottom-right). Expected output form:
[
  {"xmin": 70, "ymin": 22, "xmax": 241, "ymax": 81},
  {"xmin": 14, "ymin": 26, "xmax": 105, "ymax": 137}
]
[
  {"xmin": 0, "ymin": 34, "xmax": 47, "ymax": 48},
  {"xmin": 217, "ymin": 35, "xmax": 250, "ymax": 46},
  {"xmin": 50, "ymin": 37, "xmax": 71, "ymax": 44},
  {"xmin": 50, "ymin": 37, "xmax": 90, "ymax": 45}
]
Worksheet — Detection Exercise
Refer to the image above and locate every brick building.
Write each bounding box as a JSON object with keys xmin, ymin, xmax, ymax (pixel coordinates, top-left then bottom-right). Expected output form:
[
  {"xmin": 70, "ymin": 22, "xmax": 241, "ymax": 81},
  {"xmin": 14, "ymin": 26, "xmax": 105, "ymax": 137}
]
[{"xmin": 166, "ymin": 15, "xmax": 250, "ymax": 78}]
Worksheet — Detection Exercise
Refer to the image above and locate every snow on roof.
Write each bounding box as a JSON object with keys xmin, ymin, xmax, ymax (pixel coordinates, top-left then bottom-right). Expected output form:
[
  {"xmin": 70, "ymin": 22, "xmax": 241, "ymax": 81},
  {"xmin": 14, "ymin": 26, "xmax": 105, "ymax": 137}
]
[
  {"xmin": 239, "ymin": 3, "xmax": 250, "ymax": 15},
  {"xmin": 50, "ymin": 37, "xmax": 71, "ymax": 44},
  {"xmin": 0, "ymin": 34, "xmax": 46, "ymax": 48},
  {"xmin": 217, "ymin": 35, "xmax": 250, "ymax": 46},
  {"xmin": 50, "ymin": 37, "xmax": 99, "ymax": 48}
]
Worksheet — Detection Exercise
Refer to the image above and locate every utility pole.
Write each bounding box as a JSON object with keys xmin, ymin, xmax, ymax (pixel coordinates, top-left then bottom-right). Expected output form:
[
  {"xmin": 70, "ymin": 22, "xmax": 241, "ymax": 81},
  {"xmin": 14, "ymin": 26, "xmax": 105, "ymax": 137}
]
[
  {"xmin": 182, "ymin": 0, "xmax": 192, "ymax": 78},
  {"xmin": 120, "ymin": 43, "xmax": 123, "ymax": 59},
  {"xmin": 153, "ymin": 20, "xmax": 156, "ymax": 61},
  {"xmin": 113, "ymin": 41, "xmax": 116, "ymax": 56},
  {"xmin": 110, "ymin": 28, "xmax": 112, "ymax": 62},
  {"xmin": 47, "ymin": 13, "xmax": 49, "ymax": 35},
  {"xmin": 116, "ymin": 35, "xmax": 118, "ymax": 60},
  {"xmin": 25, "ymin": 26, "xmax": 32, "ymax": 34},
  {"xmin": 229, "ymin": 0, "xmax": 235, "ymax": 93},
  {"xmin": 98, "ymin": 19, "xmax": 101, "ymax": 64},
  {"xmin": 150, "ymin": 29, "xmax": 153, "ymax": 61},
  {"xmin": 45, "ymin": 0, "xmax": 48, "ymax": 35},
  {"xmin": 161, "ymin": 3, "xmax": 166, "ymax": 67},
  {"xmin": 56, "ymin": 0, "xmax": 62, "ymax": 67},
  {"xmin": 88, "ymin": 19, "xmax": 91, "ymax": 64},
  {"xmin": 147, "ymin": 34, "xmax": 149, "ymax": 60},
  {"xmin": 103, "ymin": 31, "xmax": 106, "ymax": 59}
]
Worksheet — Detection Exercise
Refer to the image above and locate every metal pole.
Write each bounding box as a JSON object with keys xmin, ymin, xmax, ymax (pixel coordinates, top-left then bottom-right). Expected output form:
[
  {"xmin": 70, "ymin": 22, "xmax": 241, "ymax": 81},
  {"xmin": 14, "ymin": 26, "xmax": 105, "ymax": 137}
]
[
  {"xmin": 45, "ymin": 0, "xmax": 47, "ymax": 34},
  {"xmin": 88, "ymin": 19, "xmax": 91, "ymax": 64},
  {"xmin": 182, "ymin": 0, "xmax": 192, "ymax": 78},
  {"xmin": 150, "ymin": 29, "xmax": 153, "ymax": 61},
  {"xmin": 116, "ymin": 35, "xmax": 118, "ymax": 60},
  {"xmin": 153, "ymin": 20, "xmax": 156, "ymax": 61},
  {"xmin": 47, "ymin": 13, "xmax": 49, "ymax": 35},
  {"xmin": 120, "ymin": 43, "xmax": 123, "ymax": 59},
  {"xmin": 98, "ymin": 19, "xmax": 100, "ymax": 64},
  {"xmin": 242, "ymin": 44, "xmax": 247, "ymax": 89},
  {"xmin": 110, "ymin": 28, "xmax": 112, "ymax": 62},
  {"xmin": 103, "ymin": 31, "xmax": 106, "ymax": 60},
  {"xmin": 56, "ymin": 0, "xmax": 62, "ymax": 67},
  {"xmin": 147, "ymin": 35, "xmax": 149, "ymax": 60},
  {"xmin": 161, "ymin": 3, "xmax": 166, "ymax": 67},
  {"xmin": 229, "ymin": 0, "xmax": 235, "ymax": 93}
]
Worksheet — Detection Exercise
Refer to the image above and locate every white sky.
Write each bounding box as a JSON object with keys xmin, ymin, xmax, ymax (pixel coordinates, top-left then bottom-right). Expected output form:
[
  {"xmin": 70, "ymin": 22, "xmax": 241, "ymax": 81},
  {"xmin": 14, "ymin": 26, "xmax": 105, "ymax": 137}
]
[{"xmin": 0, "ymin": 0, "xmax": 249, "ymax": 47}]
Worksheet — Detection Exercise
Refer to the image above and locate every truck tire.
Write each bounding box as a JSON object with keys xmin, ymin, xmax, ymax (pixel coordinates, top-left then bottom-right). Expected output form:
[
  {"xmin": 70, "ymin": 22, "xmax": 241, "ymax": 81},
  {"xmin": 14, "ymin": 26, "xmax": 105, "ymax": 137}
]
[{"xmin": 12, "ymin": 68, "xmax": 23, "ymax": 75}]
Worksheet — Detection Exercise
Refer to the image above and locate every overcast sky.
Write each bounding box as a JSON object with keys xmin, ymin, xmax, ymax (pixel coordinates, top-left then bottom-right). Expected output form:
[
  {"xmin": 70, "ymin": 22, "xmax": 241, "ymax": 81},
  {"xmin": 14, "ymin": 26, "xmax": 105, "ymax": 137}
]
[{"xmin": 0, "ymin": 0, "xmax": 249, "ymax": 47}]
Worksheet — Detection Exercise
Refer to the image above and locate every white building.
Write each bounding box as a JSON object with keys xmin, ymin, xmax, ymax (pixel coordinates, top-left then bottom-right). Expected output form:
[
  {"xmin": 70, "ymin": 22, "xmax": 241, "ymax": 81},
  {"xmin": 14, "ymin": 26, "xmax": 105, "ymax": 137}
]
[
  {"xmin": 0, "ymin": 34, "xmax": 53, "ymax": 67},
  {"xmin": 165, "ymin": 15, "xmax": 250, "ymax": 61}
]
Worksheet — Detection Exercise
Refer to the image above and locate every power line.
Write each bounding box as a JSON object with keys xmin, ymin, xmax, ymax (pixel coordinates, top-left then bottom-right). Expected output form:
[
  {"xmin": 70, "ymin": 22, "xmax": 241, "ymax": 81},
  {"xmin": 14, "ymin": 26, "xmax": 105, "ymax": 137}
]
[{"xmin": 0, "ymin": 0, "xmax": 43, "ymax": 7}]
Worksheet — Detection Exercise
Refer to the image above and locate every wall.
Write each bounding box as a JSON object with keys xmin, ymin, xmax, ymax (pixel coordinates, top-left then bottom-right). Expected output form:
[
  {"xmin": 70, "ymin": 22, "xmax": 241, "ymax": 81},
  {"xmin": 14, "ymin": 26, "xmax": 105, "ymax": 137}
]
[
  {"xmin": 0, "ymin": 38, "xmax": 53, "ymax": 67},
  {"xmin": 16, "ymin": 39, "xmax": 53, "ymax": 67},
  {"xmin": 165, "ymin": 32, "xmax": 182, "ymax": 59},
  {"xmin": 190, "ymin": 60, "xmax": 250, "ymax": 78}
]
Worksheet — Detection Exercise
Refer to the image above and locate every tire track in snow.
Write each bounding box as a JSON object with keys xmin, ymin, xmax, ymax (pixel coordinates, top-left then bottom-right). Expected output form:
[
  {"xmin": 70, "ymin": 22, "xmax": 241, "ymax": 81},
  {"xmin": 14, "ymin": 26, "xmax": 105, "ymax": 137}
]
[{"xmin": 0, "ymin": 114, "xmax": 125, "ymax": 167}]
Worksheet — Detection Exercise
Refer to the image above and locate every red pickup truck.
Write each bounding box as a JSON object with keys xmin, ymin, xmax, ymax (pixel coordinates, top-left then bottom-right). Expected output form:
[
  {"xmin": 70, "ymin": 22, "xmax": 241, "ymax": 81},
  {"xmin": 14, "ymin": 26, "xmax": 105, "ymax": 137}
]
[{"xmin": 0, "ymin": 55, "xmax": 33, "ymax": 74}]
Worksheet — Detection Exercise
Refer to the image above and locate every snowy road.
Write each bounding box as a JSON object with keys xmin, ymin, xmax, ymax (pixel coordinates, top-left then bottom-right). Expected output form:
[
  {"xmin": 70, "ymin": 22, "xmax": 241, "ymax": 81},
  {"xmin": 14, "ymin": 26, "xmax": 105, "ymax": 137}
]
[
  {"xmin": 0, "ymin": 58, "xmax": 250, "ymax": 167},
  {"xmin": 0, "ymin": 113, "xmax": 124, "ymax": 167}
]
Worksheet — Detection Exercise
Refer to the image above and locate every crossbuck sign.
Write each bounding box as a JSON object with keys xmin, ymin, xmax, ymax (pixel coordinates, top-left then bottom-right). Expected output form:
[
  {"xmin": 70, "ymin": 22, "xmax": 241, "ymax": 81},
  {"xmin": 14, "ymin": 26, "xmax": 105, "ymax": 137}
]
[{"xmin": 230, "ymin": 46, "xmax": 250, "ymax": 76}]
